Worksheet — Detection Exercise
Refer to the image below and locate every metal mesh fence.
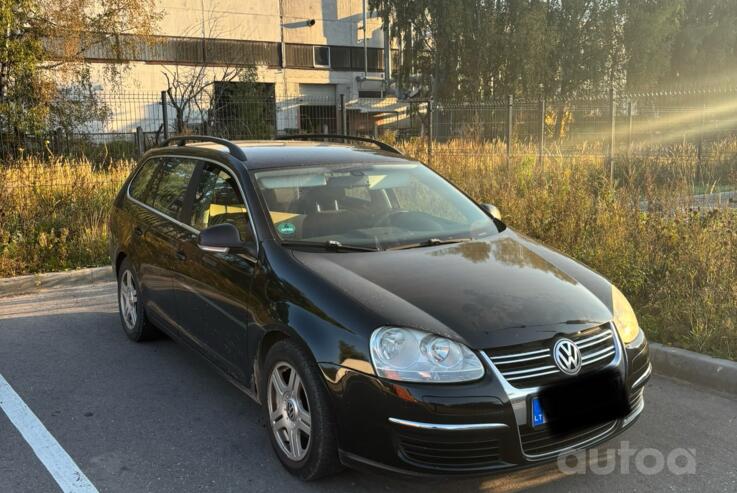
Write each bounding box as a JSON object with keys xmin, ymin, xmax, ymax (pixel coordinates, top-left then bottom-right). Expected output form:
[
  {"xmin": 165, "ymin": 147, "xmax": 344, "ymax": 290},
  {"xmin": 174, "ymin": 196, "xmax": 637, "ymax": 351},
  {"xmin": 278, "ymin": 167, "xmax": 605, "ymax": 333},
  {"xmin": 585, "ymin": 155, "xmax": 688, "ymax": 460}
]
[
  {"xmin": 2, "ymin": 88, "xmax": 737, "ymax": 164},
  {"xmin": 3, "ymin": 87, "xmax": 737, "ymax": 278}
]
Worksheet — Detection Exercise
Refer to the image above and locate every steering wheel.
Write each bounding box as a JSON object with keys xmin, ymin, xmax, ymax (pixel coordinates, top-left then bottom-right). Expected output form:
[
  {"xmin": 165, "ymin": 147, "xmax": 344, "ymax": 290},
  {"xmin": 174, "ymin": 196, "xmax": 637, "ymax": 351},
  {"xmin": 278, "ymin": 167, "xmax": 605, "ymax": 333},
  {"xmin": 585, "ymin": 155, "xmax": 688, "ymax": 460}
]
[{"xmin": 372, "ymin": 209, "xmax": 411, "ymax": 228}]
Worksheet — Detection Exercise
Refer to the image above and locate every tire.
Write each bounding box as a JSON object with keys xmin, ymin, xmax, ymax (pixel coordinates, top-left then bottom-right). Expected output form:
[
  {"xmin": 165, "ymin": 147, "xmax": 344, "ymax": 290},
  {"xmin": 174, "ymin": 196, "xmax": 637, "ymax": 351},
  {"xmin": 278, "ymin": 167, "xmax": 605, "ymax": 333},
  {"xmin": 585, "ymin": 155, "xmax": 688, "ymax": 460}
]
[
  {"xmin": 117, "ymin": 258, "xmax": 159, "ymax": 342},
  {"xmin": 262, "ymin": 339, "xmax": 342, "ymax": 480}
]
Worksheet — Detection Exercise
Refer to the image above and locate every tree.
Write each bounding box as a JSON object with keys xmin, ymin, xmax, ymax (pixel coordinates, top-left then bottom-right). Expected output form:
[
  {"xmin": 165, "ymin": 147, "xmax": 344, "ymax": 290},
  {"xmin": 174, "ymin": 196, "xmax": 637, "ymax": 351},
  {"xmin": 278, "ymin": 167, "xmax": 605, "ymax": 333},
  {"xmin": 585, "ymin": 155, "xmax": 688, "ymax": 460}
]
[
  {"xmin": 551, "ymin": 0, "xmax": 624, "ymax": 97},
  {"xmin": 163, "ymin": 64, "xmax": 259, "ymax": 135},
  {"xmin": 377, "ymin": 0, "xmax": 737, "ymax": 100},
  {"xmin": 0, "ymin": 0, "xmax": 159, "ymax": 137},
  {"xmin": 161, "ymin": 13, "xmax": 266, "ymax": 137},
  {"xmin": 622, "ymin": 0, "xmax": 684, "ymax": 91},
  {"xmin": 372, "ymin": 0, "xmax": 625, "ymax": 101},
  {"xmin": 0, "ymin": 0, "xmax": 47, "ymax": 135},
  {"xmin": 669, "ymin": 0, "xmax": 737, "ymax": 86}
]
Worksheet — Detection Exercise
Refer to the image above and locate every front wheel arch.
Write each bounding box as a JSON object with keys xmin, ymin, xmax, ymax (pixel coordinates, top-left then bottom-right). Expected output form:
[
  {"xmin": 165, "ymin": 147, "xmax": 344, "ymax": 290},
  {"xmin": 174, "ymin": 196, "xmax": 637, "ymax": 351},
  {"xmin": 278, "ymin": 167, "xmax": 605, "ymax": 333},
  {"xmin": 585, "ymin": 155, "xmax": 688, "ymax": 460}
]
[
  {"xmin": 114, "ymin": 251, "xmax": 127, "ymax": 277},
  {"xmin": 253, "ymin": 325, "xmax": 323, "ymax": 401}
]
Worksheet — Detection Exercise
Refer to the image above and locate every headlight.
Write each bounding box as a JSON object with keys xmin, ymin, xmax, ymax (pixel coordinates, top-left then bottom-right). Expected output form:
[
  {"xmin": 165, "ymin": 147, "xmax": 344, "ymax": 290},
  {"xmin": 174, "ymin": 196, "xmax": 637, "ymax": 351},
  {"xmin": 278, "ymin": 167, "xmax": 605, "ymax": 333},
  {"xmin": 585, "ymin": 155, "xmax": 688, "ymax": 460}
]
[
  {"xmin": 612, "ymin": 285, "xmax": 641, "ymax": 344},
  {"xmin": 370, "ymin": 327, "xmax": 485, "ymax": 383}
]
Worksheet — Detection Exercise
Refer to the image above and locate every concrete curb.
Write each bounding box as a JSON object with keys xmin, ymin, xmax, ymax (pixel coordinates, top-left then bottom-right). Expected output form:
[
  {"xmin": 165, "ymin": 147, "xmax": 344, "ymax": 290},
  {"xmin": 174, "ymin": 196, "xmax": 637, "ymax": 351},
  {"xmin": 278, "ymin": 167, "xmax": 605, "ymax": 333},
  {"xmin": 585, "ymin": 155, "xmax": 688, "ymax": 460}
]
[
  {"xmin": 649, "ymin": 342, "xmax": 737, "ymax": 396},
  {"xmin": 0, "ymin": 266, "xmax": 114, "ymax": 297}
]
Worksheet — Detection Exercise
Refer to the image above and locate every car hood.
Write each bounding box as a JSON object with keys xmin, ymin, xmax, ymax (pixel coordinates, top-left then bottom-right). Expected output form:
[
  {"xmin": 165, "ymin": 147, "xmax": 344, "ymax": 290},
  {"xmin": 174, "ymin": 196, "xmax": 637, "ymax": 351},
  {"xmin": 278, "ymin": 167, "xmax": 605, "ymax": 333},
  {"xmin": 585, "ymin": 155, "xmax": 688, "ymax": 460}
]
[{"xmin": 290, "ymin": 230, "xmax": 613, "ymax": 349}]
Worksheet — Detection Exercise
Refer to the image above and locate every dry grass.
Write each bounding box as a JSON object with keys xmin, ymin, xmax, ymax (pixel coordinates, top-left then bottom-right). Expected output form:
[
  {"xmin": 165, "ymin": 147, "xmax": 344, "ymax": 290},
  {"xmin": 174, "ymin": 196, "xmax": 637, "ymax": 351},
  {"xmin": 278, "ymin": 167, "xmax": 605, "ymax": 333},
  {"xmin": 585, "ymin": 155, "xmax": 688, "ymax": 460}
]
[
  {"xmin": 1, "ymin": 142, "xmax": 736, "ymax": 360},
  {"xmin": 0, "ymin": 157, "xmax": 133, "ymax": 276}
]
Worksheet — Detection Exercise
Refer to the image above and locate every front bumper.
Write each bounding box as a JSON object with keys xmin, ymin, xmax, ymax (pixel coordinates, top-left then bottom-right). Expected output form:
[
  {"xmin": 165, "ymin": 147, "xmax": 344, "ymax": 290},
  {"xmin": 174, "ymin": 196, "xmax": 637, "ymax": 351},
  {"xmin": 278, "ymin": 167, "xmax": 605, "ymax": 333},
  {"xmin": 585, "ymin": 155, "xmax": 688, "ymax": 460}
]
[{"xmin": 320, "ymin": 329, "xmax": 651, "ymax": 478}]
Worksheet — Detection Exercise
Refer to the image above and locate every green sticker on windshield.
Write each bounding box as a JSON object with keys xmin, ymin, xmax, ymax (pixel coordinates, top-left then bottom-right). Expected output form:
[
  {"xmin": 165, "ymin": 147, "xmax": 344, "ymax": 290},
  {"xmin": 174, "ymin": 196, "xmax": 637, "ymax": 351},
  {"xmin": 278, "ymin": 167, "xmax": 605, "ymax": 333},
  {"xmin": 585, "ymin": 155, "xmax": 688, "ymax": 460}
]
[{"xmin": 277, "ymin": 222, "xmax": 296, "ymax": 235}]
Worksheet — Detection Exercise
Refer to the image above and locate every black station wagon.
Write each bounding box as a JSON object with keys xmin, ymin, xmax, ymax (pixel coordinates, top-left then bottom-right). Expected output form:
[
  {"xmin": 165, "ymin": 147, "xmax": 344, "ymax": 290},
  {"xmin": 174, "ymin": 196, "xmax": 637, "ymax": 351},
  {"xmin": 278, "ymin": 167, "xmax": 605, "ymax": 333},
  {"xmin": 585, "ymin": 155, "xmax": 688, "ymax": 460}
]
[{"xmin": 109, "ymin": 135, "xmax": 651, "ymax": 480}]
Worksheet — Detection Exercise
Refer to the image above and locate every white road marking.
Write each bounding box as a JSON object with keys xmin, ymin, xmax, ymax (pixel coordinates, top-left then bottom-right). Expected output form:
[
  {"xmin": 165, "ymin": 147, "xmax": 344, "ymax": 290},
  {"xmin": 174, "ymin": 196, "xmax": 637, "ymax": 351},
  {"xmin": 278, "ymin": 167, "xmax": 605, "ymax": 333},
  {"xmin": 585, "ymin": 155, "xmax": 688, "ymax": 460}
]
[{"xmin": 0, "ymin": 373, "xmax": 98, "ymax": 493}]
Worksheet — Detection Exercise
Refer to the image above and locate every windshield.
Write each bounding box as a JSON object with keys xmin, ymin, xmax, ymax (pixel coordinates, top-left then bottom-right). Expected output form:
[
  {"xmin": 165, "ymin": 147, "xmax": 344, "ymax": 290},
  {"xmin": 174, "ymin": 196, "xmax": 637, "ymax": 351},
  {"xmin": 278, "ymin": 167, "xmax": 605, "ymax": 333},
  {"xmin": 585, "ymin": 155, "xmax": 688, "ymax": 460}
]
[{"xmin": 253, "ymin": 163, "xmax": 499, "ymax": 250}]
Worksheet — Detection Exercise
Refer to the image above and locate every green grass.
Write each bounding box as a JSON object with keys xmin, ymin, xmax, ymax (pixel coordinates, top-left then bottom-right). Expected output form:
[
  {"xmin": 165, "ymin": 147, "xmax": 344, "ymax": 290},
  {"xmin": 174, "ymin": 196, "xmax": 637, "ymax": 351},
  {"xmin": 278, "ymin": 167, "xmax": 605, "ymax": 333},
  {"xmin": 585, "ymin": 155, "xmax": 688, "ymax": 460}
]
[{"xmin": 2, "ymin": 141, "xmax": 737, "ymax": 361}]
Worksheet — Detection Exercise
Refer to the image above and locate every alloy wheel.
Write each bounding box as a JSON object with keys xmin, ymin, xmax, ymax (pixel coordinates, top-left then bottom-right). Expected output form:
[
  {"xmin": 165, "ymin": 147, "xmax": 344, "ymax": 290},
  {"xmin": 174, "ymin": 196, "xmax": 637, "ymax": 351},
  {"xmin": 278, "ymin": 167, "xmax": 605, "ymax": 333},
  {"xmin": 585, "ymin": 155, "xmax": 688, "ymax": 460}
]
[
  {"xmin": 267, "ymin": 362, "xmax": 312, "ymax": 461},
  {"xmin": 119, "ymin": 270, "xmax": 138, "ymax": 330}
]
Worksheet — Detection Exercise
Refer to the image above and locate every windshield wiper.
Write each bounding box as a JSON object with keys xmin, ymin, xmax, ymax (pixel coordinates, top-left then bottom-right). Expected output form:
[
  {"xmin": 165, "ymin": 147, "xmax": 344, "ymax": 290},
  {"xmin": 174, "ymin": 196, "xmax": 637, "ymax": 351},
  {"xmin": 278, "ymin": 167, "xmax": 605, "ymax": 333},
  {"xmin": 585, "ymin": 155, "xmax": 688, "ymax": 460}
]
[
  {"xmin": 387, "ymin": 237, "xmax": 472, "ymax": 251},
  {"xmin": 279, "ymin": 240, "xmax": 380, "ymax": 252}
]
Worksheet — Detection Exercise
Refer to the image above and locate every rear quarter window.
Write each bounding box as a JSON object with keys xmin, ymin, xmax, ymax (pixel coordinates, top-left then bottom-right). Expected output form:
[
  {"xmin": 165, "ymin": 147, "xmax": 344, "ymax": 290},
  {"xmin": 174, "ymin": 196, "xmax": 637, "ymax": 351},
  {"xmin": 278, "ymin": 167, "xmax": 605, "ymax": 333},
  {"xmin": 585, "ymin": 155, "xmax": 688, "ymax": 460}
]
[{"xmin": 128, "ymin": 159, "xmax": 159, "ymax": 204}]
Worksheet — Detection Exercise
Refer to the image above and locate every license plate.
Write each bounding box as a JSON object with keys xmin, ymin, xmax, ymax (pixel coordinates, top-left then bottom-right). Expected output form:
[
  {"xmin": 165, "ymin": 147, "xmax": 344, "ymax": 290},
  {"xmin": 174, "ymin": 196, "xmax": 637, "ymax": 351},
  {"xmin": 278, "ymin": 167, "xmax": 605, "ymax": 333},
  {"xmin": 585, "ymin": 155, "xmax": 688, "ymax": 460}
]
[{"xmin": 531, "ymin": 397, "xmax": 546, "ymax": 428}]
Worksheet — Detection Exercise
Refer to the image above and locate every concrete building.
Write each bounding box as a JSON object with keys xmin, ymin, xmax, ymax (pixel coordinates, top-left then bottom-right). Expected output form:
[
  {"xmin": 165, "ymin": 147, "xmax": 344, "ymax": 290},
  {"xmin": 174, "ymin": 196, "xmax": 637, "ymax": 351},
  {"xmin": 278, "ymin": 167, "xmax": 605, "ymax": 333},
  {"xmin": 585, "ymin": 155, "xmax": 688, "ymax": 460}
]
[{"xmin": 84, "ymin": 0, "xmax": 407, "ymax": 136}]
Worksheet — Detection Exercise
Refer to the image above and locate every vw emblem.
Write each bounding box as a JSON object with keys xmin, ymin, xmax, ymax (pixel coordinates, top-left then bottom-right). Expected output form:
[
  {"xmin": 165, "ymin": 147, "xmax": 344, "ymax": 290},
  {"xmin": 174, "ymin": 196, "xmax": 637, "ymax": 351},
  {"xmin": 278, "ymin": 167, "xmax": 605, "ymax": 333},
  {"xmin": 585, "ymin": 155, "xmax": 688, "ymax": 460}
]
[
  {"xmin": 552, "ymin": 338, "xmax": 582, "ymax": 375},
  {"xmin": 286, "ymin": 400, "xmax": 296, "ymax": 420}
]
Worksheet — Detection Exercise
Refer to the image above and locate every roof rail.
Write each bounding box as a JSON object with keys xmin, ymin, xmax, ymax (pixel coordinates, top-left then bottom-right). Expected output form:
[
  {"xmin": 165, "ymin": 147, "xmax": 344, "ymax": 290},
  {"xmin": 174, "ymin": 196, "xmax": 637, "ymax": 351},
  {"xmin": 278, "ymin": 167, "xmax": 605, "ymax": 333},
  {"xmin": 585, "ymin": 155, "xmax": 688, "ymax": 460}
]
[
  {"xmin": 160, "ymin": 135, "xmax": 247, "ymax": 161},
  {"xmin": 278, "ymin": 134, "xmax": 403, "ymax": 156}
]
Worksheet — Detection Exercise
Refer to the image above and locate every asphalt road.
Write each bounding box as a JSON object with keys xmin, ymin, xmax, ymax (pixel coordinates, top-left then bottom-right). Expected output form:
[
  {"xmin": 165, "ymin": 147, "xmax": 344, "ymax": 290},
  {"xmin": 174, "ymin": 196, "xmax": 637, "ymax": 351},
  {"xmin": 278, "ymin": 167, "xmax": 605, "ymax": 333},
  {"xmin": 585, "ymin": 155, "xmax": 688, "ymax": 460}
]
[{"xmin": 1, "ymin": 282, "xmax": 736, "ymax": 493}]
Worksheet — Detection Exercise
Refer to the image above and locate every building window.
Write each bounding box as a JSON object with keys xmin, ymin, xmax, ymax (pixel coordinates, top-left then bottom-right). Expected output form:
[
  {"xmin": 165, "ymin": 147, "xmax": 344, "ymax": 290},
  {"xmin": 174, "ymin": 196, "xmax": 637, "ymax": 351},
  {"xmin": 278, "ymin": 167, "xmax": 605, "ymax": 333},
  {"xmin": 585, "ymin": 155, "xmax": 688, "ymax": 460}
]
[
  {"xmin": 330, "ymin": 46, "xmax": 351, "ymax": 69},
  {"xmin": 366, "ymin": 48, "xmax": 384, "ymax": 72},
  {"xmin": 313, "ymin": 46, "xmax": 330, "ymax": 68},
  {"xmin": 350, "ymin": 47, "xmax": 383, "ymax": 72},
  {"xmin": 205, "ymin": 39, "xmax": 280, "ymax": 66},
  {"xmin": 78, "ymin": 33, "xmax": 280, "ymax": 66},
  {"xmin": 285, "ymin": 44, "xmax": 313, "ymax": 67},
  {"xmin": 282, "ymin": 44, "xmax": 384, "ymax": 71}
]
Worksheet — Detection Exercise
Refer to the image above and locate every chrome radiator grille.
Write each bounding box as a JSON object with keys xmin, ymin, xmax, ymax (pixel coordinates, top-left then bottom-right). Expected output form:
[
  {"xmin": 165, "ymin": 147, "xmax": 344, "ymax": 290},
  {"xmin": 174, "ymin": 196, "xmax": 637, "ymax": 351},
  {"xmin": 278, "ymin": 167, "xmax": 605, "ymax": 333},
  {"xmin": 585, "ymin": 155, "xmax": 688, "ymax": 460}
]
[{"xmin": 485, "ymin": 324, "xmax": 617, "ymax": 388}]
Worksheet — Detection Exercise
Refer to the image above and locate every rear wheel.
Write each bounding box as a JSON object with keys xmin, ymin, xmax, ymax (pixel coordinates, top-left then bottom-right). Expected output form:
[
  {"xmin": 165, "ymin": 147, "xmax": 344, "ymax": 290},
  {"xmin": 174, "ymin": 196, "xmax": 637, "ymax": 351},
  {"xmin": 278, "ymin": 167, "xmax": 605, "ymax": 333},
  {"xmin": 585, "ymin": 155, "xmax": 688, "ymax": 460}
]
[
  {"xmin": 262, "ymin": 339, "xmax": 342, "ymax": 480},
  {"xmin": 117, "ymin": 258, "xmax": 159, "ymax": 342}
]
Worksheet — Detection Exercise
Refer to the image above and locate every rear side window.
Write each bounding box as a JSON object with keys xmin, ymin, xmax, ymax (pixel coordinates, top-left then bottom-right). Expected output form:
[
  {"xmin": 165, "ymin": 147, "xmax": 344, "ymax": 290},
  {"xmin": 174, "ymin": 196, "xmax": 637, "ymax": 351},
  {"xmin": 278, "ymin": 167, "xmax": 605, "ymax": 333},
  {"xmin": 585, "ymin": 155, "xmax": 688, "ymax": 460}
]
[
  {"xmin": 148, "ymin": 158, "xmax": 197, "ymax": 219},
  {"xmin": 128, "ymin": 159, "xmax": 159, "ymax": 204}
]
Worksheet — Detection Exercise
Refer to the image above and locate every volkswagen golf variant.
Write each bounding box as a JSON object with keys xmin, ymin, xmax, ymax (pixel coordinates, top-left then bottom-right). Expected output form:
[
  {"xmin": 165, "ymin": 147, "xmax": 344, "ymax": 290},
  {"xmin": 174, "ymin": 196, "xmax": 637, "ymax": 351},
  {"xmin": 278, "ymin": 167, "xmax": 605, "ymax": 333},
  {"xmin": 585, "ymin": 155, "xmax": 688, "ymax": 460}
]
[{"xmin": 109, "ymin": 135, "xmax": 651, "ymax": 480}]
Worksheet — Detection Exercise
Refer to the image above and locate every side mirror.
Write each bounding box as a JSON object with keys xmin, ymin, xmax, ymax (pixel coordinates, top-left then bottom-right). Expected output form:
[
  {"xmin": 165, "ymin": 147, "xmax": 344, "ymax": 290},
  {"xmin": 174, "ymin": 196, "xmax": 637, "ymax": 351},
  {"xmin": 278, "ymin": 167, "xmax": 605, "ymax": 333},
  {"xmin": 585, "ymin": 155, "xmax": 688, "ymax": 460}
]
[
  {"xmin": 480, "ymin": 203, "xmax": 502, "ymax": 221},
  {"xmin": 198, "ymin": 223, "xmax": 246, "ymax": 254}
]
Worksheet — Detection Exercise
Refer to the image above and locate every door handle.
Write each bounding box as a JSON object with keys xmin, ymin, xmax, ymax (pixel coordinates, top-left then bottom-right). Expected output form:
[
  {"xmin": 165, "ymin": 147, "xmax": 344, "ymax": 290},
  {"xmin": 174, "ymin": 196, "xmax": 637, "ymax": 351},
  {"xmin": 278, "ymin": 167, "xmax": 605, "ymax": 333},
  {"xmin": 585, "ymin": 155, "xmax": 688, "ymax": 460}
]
[
  {"xmin": 175, "ymin": 250, "xmax": 187, "ymax": 261},
  {"xmin": 133, "ymin": 226, "xmax": 144, "ymax": 237}
]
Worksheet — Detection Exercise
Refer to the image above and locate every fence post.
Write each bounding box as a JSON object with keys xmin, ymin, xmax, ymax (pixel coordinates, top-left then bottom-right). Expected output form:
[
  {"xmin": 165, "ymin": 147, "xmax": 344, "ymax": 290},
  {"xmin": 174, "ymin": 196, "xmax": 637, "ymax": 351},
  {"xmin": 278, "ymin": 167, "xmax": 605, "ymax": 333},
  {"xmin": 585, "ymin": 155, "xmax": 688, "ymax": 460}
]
[
  {"xmin": 135, "ymin": 126, "xmax": 145, "ymax": 157},
  {"xmin": 272, "ymin": 97, "xmax": 279, "ymax": 137},
  {"xmin": 336, "ymin": 96, "xmax": 342, "ymax": 134},
  {"xmin": 608, "ymin": 86, "xmax": 616, "ymax": 181},
  {"xmin": 626, "ymin": 100, "xmax": 633, "ymax": 159},
  {"xmin": 506, "ymin": 95, "xmax": 513, "ymax": 162},
  {"xmin": 54, "ymin": 127, "xmax": 64, "ymax": 155},
  {"xmin": 538, "ymin": 96, "xmax": 545, "ymax": 166},
  {"xmin": 427, "ymin": 99, "xmax": 434, "ymax": 165},
  {"xmin": 161, "ymin": 90, "xmax": 170, "ymax": 141},
  {"xmin": 340, "ymin": 94, "xmax": 347, "ymax": 135}
]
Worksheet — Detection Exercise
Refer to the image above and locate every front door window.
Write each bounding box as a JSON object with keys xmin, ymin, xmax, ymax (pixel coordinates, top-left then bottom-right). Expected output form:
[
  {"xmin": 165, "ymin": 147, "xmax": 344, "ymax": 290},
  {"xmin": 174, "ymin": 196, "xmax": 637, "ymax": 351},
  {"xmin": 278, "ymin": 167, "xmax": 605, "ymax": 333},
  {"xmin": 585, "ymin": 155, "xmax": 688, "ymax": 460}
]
[{"xmin": 189, "ymin": 163, "xmax": 250, "ymax": 240}]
